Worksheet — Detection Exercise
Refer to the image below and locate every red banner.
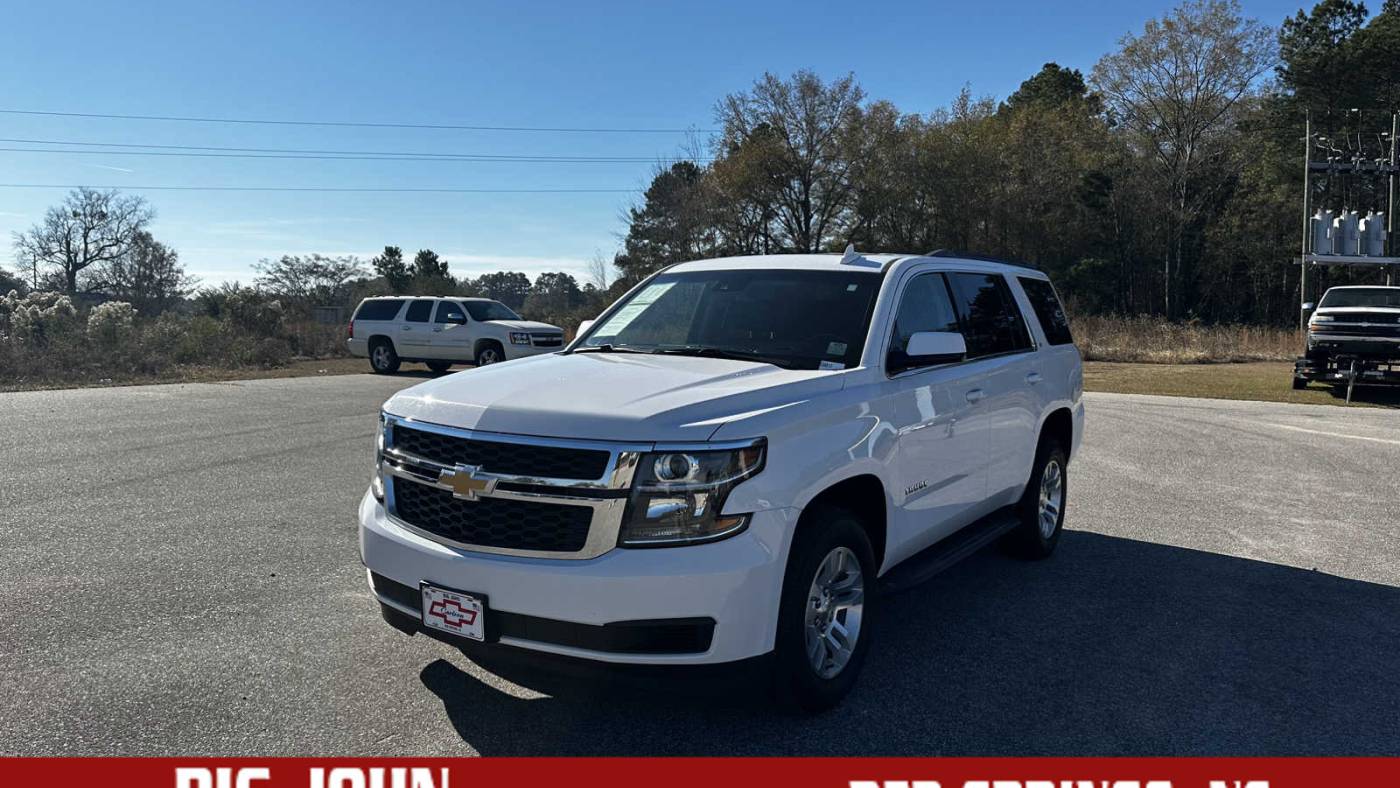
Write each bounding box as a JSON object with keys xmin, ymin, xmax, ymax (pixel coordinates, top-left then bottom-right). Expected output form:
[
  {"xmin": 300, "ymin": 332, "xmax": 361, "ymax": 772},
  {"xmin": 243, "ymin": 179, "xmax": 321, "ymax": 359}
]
[{"xmin": 0, "ymin": 758, "xmax": 1396, "ymax": 788}]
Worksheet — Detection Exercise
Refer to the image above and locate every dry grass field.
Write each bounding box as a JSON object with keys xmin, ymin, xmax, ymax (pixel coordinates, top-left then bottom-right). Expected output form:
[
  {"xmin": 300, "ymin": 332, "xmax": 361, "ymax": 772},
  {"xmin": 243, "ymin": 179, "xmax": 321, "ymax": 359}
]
[{"xmin": 1072, "ymin": 315, "xmax": 1300, "ymax": 364}]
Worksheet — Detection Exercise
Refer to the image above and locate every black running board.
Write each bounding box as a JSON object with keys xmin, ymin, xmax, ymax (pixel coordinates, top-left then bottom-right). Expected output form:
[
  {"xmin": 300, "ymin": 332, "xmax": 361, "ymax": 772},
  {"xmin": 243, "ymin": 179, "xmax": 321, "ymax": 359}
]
[{"xmin": 879, "ymin": 508, "xmax": 1020, "ymax": 594}]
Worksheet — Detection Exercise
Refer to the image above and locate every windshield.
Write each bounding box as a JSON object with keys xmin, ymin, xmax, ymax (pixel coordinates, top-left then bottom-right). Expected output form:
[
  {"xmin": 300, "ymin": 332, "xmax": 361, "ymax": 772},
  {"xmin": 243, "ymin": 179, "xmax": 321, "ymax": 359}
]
[
  {"xmin": 576, "ymin": 268, "xmax": 883, "ymax": 370},
  {"xmin": 465, "ymin": 300, "xmax": 522, "ymax": 321},
  {"xmin": 1319, "ymin": 288, "xmax": 1400, "ymax": 309}
]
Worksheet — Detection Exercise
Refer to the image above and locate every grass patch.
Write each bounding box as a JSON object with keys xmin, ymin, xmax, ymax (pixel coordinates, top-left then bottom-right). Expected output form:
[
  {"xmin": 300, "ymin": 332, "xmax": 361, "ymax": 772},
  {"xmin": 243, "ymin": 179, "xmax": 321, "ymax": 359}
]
[{"xmin": 1084, "ymin": 361, "xmax": 1400, "ymax": 409}]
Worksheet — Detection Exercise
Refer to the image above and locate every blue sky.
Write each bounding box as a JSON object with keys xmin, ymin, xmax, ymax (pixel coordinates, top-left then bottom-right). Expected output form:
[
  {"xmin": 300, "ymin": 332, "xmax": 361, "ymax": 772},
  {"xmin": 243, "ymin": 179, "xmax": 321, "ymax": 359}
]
[{"xmin": 0, "ymin": 0, "xmax": 1304, "ymax": 287}]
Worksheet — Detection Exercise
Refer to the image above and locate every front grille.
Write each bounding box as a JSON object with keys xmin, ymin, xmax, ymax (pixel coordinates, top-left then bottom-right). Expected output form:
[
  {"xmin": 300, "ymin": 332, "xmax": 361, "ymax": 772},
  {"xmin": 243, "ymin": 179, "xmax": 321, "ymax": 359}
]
[
  {"xmin": 1314, "ymin": 322, "xmax": 1400, "ymax": 338},
  {"xmin": 392, "ymin": 478, "xmax": 592, "ymax": 552},
  {"xmin": 531, "ymin": 333, "xmax": 563, "ymax": 347},
  {"xmin": 391, "ymin": 424, "xmax": 610, "ymax": 479}
]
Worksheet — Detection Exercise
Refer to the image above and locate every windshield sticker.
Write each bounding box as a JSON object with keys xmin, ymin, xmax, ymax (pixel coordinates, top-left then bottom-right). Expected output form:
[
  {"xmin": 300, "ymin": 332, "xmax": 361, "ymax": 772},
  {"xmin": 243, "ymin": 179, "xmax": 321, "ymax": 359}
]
[
  {"xmin": 846, "ymin": 283, "xmax": 859, "ymax": 292},
  {"xmin": 592, "ymin": 282, "xmax": 675, "ymax": 337},
  {"xmin": 826, "ymin": 341, "xmax": 848, "ymax": 356},
  {"xmin": 819, "ymin": 360, "xmax": 845, "ymax": 371}
]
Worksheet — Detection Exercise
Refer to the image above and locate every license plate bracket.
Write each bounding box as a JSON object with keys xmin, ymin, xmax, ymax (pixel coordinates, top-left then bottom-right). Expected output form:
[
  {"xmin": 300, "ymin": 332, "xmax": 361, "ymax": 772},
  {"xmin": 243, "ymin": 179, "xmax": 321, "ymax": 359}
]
[{"xmin": 419, "ymin": 582, "xmax": 490, "ymax": 642}]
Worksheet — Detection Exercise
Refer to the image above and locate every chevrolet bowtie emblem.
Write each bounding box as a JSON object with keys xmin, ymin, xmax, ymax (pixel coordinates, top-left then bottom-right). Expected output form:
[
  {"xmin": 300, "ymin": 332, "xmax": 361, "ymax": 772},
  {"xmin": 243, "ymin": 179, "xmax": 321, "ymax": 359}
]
[{"xmin": 438, "ymin": 464, "xmax": 497, "ymax": 501}]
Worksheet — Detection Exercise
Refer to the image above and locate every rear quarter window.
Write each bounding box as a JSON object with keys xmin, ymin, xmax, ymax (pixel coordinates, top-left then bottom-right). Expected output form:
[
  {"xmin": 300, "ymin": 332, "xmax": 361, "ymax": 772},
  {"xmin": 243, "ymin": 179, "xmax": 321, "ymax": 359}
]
[
  {"xmin": 353, "ymin": 299, "xmax": 405, "ymax": 321},
  {"xmin": 1017, "ymin": 277, "xmax": 1074, "ymax": 346}
]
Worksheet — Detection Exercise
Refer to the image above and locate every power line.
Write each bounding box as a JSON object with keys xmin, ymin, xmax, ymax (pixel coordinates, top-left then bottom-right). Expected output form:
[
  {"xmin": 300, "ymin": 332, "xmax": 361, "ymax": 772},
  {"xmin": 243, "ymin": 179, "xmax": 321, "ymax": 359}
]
[
  {"xmin": 0, "ymin": 143, "xmax": 704, "ymax": 165},
  {"xmin": 0, "ymin": 183, "xmax": 635, "ymax": 193},
  {"xmin": 0, "ymin": 136, "xmax": 704, "ymax": 162},
  {"xmin": 0, "ymin": 108, "xmax": 717, "ymax": 134}
]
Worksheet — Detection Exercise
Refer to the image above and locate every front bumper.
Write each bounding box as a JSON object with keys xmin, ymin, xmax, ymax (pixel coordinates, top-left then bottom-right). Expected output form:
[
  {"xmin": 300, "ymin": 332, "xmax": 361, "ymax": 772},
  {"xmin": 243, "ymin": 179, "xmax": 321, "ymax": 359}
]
[{"xmin": 358, "ymin": 491, "xmax": 793, "ymax": 665}]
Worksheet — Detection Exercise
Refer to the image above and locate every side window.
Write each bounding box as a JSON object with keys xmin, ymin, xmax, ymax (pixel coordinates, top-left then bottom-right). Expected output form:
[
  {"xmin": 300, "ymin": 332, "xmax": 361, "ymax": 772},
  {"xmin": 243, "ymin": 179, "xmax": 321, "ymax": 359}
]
[
  {"xmin": 404, "ymin": 299, "xmax": 433, "ymax": 323},
  {"xmin": 353, "ymin": 299, "xmax": 404, "ymax": 321},
  {"xmin": 1018, "ymin": 277, "xmax": 1073, "ymax": 345},
  {"xmin": 945, "ymin": 273, "xmax": 1033, "ymax": 358},
  {"xmin": 433, "ymin": 302, "xmax": 466, "ymax": 323},
  {"xmin": 888, "ymin": 273, "xmax": 961, "ymax": 365}
]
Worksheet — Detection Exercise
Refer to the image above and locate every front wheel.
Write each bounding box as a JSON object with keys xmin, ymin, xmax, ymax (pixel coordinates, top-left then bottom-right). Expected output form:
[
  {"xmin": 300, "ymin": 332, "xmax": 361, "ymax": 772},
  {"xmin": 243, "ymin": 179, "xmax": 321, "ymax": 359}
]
[
  {"xmin": 1008, "ymin": 441, "xmax": 1067, "ymax": 559},
  {"xmin": 475, "ymin": 342, "xmax": 504, "ymax": 366},
  {"xmin": 772, "ymin": 508, "xmax": 876, "ymax": 713}
]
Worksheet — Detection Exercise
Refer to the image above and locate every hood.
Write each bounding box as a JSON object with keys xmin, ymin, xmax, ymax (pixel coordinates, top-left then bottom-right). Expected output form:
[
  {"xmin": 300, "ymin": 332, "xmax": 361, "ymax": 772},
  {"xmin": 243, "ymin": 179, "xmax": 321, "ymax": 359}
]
[
  {"xmin": 484, "ymin": 319, "xmax": 560, "ymax": 332},
  {"xmin": 1315, "ymin": 306, "xmax": 1400, "ymax": 316},
  {"xmin": 383, "ymin": 352, "xmax": 845, "ymax": 443}
]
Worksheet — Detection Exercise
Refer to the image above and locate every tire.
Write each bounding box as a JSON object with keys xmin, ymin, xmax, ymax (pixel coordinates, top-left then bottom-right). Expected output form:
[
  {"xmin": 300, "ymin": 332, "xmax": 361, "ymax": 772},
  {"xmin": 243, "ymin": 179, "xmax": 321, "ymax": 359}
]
[
  {"xmin": 475, "ymin": 341, "xmax": 505, "ymax": 366},
  {"xmin": 772, "ymin": 507, "xmax": 877, "ymax": 713},
  {"xmin": 1292, "ymin": 376, "xmax": 1308, "ymax": 390},
  {"xmin": 1008, "ymin": 440, "xmax": 1068, "ymax": 559},
  {"xmin": 426, "ymin": 360, "xmax": 453, "ymax": 374},
  {"xmin": 368, "ymin": 339, "xmax": 401, "ymax": 374}
]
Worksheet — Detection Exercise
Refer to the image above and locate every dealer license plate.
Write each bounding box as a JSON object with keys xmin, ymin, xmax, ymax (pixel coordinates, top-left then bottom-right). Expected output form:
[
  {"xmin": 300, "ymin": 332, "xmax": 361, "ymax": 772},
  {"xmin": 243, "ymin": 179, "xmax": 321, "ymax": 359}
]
[{"xmin": 420, "ymin": 583, "xmax": 486, "ymax": 642}]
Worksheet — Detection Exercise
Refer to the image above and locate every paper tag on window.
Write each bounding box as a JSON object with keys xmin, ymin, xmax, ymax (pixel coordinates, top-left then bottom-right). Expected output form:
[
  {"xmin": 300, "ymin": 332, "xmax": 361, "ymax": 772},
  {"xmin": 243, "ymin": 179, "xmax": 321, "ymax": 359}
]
[
  {"xmin": 592, "ymin": 282, "xmax": 674, "ymax": 336},
  {"xmin": 819, "ymin": 360, "xmax": 845, "ymax": 371},
  {"xmin": 826, "ymin": 341, "xmax": 848, "ymax": 356}
]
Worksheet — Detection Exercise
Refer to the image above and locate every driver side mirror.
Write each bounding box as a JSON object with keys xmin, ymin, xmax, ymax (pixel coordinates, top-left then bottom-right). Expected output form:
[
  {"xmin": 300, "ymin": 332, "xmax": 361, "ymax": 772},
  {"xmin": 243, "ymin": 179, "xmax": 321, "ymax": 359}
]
[
  {"xmin": 575, "ymin": 319, "xmax": 595, "ymax": 338},
  {"xmin": 889, "ymin": 331, "xmax": 967, "ymax": 374},
  {"xmin": 1302, "ymin": 302, "xmax": 1315, "ymax": 313}
]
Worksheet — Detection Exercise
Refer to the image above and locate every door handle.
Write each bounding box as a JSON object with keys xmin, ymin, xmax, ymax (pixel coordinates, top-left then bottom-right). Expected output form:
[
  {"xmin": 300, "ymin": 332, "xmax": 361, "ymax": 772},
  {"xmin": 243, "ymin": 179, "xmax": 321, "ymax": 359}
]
[
  {"xmin": 400, "ymin": 325, "xmax": 411, "ymax": 331},
  {"xmin": 965, "ymin": 389, "xmax": 985, "ymax": 403},
  {"xmin": 432, "ymin": 327, "xmax": 443, "ymax": 333},
  {"xmin": 1026, "ymin": 372, "xmax": 1043, "ymax": 385}
]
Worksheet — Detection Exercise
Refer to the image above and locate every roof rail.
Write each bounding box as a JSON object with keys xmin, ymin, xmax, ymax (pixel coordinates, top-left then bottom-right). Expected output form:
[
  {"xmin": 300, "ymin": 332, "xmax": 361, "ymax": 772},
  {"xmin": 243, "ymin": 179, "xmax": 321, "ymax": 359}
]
[{"xmin": 924, "ymin": 249, "xmax": 1042, "ymax": 272}]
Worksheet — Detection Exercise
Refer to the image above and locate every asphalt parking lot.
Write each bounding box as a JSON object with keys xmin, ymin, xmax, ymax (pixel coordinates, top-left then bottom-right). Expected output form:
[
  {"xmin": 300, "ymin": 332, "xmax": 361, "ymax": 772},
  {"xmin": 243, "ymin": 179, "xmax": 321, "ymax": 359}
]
[{"xmin": 1, "ymin": 372, "xmax": 1397, "ymax": 755}]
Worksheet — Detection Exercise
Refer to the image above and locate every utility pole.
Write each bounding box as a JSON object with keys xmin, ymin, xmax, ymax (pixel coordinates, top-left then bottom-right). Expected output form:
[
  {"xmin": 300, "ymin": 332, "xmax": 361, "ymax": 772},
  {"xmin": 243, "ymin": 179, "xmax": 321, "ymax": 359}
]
[
  {"xmin": 1300, "ymin": 111, "xmax": 1312, "ymax": 331},
  {"xmin": 1388, "ymin": 111, "xmax": 1396, "ymax": 286}
]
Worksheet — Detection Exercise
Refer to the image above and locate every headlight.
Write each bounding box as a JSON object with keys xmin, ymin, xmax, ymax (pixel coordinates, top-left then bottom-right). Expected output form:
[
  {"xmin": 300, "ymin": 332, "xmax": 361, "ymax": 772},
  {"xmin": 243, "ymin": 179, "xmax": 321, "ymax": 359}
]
[
  {"xmin": 618, "ymin": 440, "xmax": 765, "ymax": 547},
  {"xmin": 1311, "ymin": 315, "xmax": 1335, "ymax": 322},
  {"xmin": 372, "ymin": 411, "xmax": 388, "ymax": 502},
  {"xmin": 510, "ymin": 332, "xmax": 531, "ymax": 345}
]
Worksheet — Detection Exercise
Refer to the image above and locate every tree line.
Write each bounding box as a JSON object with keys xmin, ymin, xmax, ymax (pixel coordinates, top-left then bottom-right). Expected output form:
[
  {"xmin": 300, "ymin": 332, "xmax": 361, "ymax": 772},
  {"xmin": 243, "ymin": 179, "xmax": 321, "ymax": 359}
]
[
  {"xmin": 612, "ymin": 0, "xmax": 1400, "ymax": 326},
  {"xmin": 5, "ymin": 0, "xmax": 1397, "ymax": 347}
]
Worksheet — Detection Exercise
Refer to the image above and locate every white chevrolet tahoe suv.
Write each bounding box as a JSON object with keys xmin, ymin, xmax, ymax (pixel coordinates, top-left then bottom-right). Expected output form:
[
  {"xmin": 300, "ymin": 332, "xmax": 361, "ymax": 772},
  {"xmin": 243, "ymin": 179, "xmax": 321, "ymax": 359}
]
[
  {"xmin": 346, "ymin": 296, "xmax": 564, "ymax": 374},
  {"xmin": 360, "ymin": 251, "xmax": 1084, "ymax": 710}
]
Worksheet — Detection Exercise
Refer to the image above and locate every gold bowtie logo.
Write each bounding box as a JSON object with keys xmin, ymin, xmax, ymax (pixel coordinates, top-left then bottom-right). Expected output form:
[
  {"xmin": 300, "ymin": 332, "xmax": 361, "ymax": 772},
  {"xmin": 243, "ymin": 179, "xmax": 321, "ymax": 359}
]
[{"xmin": 439, "ymin": 465, "xmax": 497, "ymax": 501}]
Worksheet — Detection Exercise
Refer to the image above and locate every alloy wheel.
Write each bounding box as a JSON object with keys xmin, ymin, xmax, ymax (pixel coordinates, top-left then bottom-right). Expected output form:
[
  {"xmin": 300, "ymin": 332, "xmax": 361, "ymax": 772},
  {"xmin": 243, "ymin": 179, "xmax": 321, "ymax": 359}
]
[
  {"xmin": 1038, "ymin": 458, "xmax": 1063, "ymax": 539},
  {"xmin": 804, "ymin": 546, "xmax": 864, "ymax": 679}
]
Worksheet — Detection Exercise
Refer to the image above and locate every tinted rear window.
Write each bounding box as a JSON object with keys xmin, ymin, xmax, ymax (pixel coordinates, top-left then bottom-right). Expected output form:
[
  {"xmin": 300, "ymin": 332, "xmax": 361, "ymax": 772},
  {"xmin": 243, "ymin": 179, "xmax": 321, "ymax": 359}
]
[
  {"xmin": 1018, "ymin": 277, "xmax": 1074, "ymax": 345},
  {"xmin": 354, "ymin": 299, "xmax": 404, "ymax": 321},
  {"xmin": 405, "ymin": 300, "xmax": 434, "ymax": 322},
  {"xmin": 946, "ymin": 272, "xmax": 1033, "ymax": 358}
]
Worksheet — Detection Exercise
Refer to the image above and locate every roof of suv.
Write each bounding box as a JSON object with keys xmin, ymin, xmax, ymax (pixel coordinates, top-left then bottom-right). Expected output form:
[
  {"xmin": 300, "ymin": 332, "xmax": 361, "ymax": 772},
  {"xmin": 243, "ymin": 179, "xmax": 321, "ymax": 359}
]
[
  {"xmin": 360, "ymin": 295, "xmax": 502, "ymax": 302},
  {"xmin": 666, "ymin": 252, "xmax": 1043, "ymax": 276}
]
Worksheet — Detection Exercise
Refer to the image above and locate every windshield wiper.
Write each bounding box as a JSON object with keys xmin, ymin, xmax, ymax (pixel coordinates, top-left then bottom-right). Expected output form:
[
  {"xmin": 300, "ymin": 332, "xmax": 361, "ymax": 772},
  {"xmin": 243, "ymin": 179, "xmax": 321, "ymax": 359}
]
[
  {"xmin": 571, "ymin": 343, "xmax": 651, "ymax": 355},
  {"xmin": 652, "ymin": 345, "xmax": 793, "ymax": 368}
]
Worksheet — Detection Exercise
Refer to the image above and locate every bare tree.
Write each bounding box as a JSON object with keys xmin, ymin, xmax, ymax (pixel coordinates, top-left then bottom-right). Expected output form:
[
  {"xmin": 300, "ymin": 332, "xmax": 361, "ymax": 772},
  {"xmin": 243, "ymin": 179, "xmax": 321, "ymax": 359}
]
[
  {"xmin": 253, "ymin": 254, "xmax": 367, "ymax": 310},
  {"xmin": 103, "ymin": 231, "xmax": 198, "ymax": 315},
  {"xmin": 12, "ymin": 188, "xmax": 155, "ymax": 295},
  {"xmin": 1091, "ymin": 0, "xmax": 1275, "ymax": 317},
  {"xmin": 715, "ymin": 71, "xmax": 865, "ymax": 253},
  {"xmin": 584, "ymin": 250, "xmax": 613, "ymax": 291}
]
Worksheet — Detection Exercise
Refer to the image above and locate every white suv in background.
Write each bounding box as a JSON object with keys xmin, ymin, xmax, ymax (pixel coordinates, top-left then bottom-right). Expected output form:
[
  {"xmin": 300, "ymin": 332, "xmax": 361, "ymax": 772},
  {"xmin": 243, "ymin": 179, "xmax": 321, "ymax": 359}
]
[
  {"xmin": 360, "ymin": 251, "xmax": 1084, "ymax": 710},
  {"xmin": 347, "ymin": 296, "xmax": 564, "ymax": 374}
]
